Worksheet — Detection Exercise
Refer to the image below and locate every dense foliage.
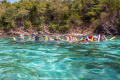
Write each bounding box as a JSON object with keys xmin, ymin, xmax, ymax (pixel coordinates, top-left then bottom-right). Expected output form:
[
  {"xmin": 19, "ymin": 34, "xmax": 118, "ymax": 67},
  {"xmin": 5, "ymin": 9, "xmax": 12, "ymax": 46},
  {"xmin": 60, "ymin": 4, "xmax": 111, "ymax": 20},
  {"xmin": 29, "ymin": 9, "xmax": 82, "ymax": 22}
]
[{"xmin": 0, "ymin": 0, "xmax": 120, "ymax": 31}]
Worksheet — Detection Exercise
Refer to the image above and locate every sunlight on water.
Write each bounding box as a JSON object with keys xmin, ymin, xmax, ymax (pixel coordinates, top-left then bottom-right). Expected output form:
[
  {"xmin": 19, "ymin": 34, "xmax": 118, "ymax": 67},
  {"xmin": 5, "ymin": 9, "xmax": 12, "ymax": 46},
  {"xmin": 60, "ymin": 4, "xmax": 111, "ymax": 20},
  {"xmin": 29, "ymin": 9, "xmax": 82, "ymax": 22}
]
[{"xmin": 0, "ymin": 37, "xmax": 120, "ymax": 80}]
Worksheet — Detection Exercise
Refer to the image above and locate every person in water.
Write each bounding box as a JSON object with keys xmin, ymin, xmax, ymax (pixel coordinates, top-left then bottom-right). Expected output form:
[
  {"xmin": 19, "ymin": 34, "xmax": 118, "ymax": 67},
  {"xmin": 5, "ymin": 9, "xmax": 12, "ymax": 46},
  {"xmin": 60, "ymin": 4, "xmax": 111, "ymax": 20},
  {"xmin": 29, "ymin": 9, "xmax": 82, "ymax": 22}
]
[
  {"xmin": 48, "ymin": 36, "xmax": 52, "ymax": 41},
  {"xmin": 93, "ymin": 36, "xmax": 98, "ymax": 42},
  {"xmin": 98, "ymin": 34, "xmax": 107, "ymax": 41},
  {"xmin": 69, "ymin": 35, "xmax": 74, "ymax": 42},
  {"xmin": 43, "ymin": 35, "xmax": 47, "ymax": 41},
  {"xmin": 64, "ymin": 35, "xmax": 69, "ymax": 41},
  {"xmin": 79, "ymin": 36, "xmax": 89, "ymax": 42},
  {"xmin": 31, "ymin": 34, "xmax": 35, "ymax": 41},
  {"xmin": 54, "ymin": 35, "xmax": 60, "ymax": 41},
  {"xmin": 35, "ymin": 33, "xmax": 39, "ymax": 41},
  {"xmin": 19, "ymin": 34, "xmax": 24, "ymax": 41}
]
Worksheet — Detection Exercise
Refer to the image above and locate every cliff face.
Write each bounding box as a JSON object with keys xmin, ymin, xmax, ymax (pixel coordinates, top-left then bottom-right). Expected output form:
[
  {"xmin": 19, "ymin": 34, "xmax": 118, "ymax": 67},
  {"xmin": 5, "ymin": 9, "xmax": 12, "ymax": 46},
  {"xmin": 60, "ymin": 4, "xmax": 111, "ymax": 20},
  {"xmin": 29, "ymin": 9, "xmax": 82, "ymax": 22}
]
[
  {"xmin": 95, "ymin": 14, "xmax": 120, "ymax": 36},
  {"xmin": 94, "ymin": 22, "xmax": 120, "ymax": 36}
]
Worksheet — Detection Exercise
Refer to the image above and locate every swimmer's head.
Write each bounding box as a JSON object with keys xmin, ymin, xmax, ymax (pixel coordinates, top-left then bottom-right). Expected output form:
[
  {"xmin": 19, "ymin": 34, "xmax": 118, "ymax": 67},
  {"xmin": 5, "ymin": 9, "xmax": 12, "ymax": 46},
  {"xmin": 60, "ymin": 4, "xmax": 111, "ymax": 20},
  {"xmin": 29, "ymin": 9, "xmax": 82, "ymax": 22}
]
[{"xmin": 19, "ymin": 34, "xmax": 24, "ymax": 40}]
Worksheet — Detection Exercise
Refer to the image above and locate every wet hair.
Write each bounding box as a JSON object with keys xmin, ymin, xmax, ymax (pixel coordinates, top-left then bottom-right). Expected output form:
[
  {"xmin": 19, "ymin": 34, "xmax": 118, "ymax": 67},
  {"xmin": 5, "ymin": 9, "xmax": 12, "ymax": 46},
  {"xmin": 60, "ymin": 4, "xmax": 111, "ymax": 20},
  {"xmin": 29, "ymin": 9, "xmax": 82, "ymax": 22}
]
[
  {"xmin": 100, "ymin": 34, "xmax": 103, "ymax": 36},
  {"xmin": 31, "ymin": 34, "xmax": 35, "ymax": 37},
  {"xmin": 35, "ymin": 34, "xmax": 39, "ymax": 41}
]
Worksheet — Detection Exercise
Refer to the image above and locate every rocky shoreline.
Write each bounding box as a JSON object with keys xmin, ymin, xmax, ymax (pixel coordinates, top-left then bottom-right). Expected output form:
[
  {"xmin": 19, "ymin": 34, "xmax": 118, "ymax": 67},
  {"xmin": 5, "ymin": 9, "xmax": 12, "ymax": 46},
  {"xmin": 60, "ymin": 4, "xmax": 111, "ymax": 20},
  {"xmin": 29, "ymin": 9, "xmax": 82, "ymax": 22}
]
[
  {"xmin": 0, "ymin": 23, "xmax": 94, "ymax": 37},
  {"xmin": 0, "ymin": 20, "xmax": 120, "ymax": 37}
]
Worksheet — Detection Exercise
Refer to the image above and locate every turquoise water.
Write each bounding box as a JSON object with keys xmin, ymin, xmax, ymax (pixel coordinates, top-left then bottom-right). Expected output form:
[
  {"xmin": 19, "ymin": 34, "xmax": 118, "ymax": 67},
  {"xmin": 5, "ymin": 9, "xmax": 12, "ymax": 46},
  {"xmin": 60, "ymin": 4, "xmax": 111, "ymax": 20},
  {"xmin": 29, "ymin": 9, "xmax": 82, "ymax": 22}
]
[{"xmin": 0, "ymin": 37, "xmax": 120, "ymax": 80}]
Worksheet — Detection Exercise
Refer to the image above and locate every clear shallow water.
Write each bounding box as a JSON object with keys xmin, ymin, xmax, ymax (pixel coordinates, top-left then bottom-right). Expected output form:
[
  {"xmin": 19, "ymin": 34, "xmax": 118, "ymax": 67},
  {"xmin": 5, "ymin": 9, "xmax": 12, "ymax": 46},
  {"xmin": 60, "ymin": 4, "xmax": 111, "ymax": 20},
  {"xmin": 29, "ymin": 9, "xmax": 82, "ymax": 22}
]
[{"xmin": 0, "ymin": 37, "xmax": 120, "ymax": 80}]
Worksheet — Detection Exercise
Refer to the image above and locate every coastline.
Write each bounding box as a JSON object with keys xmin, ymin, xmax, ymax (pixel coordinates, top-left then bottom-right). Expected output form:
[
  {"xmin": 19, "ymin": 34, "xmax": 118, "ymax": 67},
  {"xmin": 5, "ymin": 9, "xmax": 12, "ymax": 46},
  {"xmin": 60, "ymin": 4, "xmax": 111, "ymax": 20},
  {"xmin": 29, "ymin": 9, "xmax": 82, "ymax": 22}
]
[
  {"xmin": 0, "ymin": 20, "xmax": 120, "ymax": 37},
  {"xmin": 0, "ymin": 25, "xmax": 94, "ymax": 37}
]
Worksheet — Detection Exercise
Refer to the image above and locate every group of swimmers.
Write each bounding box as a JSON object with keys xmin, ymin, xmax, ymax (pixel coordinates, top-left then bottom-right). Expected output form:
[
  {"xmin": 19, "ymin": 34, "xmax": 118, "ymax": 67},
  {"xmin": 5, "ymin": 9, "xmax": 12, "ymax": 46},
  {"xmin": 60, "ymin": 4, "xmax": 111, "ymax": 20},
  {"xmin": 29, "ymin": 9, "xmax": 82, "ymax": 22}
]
[{"xmin": 16, "ymin": 33, "xmax": 108, "ymax": 43}]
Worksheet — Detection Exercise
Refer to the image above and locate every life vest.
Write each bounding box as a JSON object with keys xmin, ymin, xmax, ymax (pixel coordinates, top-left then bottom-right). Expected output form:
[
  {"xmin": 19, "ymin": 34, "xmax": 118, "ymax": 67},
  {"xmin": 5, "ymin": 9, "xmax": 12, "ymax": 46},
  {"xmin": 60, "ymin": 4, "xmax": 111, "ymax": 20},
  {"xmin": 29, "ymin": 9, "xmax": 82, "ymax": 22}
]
[{"xmin": 88, "ymin": 36, "xmax": 93, "ymax": 41}]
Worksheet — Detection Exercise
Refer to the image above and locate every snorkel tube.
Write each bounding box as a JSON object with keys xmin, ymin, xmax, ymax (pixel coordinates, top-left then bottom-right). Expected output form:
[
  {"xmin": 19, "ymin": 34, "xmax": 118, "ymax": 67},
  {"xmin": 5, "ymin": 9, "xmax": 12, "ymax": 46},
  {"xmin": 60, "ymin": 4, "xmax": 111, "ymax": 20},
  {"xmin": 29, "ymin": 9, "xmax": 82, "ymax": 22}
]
[
  {"xmin": 13, "ymin": 37, "xmax": 16, "ymax": 41},
  {"xmin": 91, "ymin": 36, "xmax": 93, "ymax": 41},
  {"xmin": 110, "ymin": 36, "xmax": 116, "ymax": 40},
  {"xmin": 74, "ymin": 37, "xmax": 78, "ymax": 41}
]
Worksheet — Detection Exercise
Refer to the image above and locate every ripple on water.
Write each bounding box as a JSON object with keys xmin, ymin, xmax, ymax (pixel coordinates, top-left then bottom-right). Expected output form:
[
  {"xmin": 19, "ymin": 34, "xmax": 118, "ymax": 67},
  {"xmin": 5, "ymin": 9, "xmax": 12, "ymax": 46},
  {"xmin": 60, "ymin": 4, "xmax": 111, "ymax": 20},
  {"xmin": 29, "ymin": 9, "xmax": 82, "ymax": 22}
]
[{"xmin": 0, "ymin": 37, "xmax": 120, "ymax": 80}]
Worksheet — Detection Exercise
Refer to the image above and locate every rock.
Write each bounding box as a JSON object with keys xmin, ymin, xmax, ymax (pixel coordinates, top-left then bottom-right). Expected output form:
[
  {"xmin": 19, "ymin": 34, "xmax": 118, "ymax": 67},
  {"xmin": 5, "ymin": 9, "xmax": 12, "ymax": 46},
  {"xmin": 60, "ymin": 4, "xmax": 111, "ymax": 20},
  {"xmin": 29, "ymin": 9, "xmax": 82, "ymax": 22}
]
[
  {"xmin": 94, "ymin": 23, "xmax": 119, "ymax": 36},
  {"xmin": 0, "ymin": 33, "xmax": 2, "ymax": 36},
  {"xmin": 73, "ymin": 34, "xmax": 83, "ymax": 36}
]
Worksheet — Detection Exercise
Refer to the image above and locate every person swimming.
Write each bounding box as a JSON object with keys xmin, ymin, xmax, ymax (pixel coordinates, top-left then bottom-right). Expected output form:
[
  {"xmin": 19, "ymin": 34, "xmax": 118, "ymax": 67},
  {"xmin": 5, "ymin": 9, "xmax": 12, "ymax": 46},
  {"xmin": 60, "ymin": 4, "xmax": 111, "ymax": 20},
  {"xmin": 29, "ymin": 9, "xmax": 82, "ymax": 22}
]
[
  {"xmin": 93, "ymin": 36, "xmax": 98, "ymax": 42},
  {"xmin": 64, "ymin": 35, "xmax": 69, "ymax": 41},
  {"xmin": 54, "ymin": 35, "xmax": 61, "ymax": 41},
  {"xmin": 79, "ymin": 36, "xmax": 90, "ymax": 42},
  {"xmin": 35, "ymin": 33, "xmax": 39, "ymax": 41},
  {"xmin": 43, "ymin": 35, "xmax": 48, "ymax": 41},
  {"xmin": 69, "ymin": 35, "xmax": 75, "ymax": 43},
  {"xmin": 19, "ymin": 34, "xmax": 24, "ymax": 41},
  {"xmin": 98, "ymin": 34, "xmax": 107, "ymax": 42},
  {"xmin": 48, "ymin": 36, "xmax": 52, "ymax": 41},
  {"xmin": 31, "ymin": 34, "xmax": 35, "ymax": 41}
]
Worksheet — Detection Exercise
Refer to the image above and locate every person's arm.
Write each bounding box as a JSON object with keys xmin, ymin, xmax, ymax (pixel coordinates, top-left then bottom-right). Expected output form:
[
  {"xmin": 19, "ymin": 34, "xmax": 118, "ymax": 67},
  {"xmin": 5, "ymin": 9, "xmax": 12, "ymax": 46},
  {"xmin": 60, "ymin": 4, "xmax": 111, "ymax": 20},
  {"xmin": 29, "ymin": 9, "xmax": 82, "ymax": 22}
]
[{"xmin": 103, "ymin": 35, "xmax": 107, "ymax": 41}]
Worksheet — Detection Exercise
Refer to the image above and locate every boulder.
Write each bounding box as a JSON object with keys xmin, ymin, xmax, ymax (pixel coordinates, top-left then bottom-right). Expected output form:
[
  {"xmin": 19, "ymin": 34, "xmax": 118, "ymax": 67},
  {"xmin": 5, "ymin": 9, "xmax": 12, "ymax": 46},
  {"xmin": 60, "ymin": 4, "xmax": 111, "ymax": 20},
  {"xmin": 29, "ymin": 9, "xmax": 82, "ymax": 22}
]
[{"xmin": 94, "ymin": 23, "xmax": 119, "ymax": 36}]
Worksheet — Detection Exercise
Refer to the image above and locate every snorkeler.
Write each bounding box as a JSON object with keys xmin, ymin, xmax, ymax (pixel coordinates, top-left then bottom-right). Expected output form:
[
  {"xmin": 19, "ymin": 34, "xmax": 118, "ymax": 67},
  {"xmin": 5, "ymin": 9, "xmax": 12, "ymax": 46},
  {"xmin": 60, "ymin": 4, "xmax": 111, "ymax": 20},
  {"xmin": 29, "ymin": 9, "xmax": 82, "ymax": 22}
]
[
  {"xmin": 54, "ymin": 35, "xmax": 61, "ymax": 41},
  {"xmin": 69, "ymin": 35, "xmax": 75, "ymax": 42},
  {"xmin": 48, "ymin": 36, "xmax": 52, "ymax": 41},
  {"xmin": 79, "ymin": 36, "xmax": 89, "ymax": 42},
  {"xmin": 31, "ymin": 34, "xmax": 35, "ymax": 41},
  {"xmin": 19, "ymin": 34, "xmax": 24, "ymax": 41},
  {"xmin": 98, "ymin": 34, "xmax": 107, "ymax": 42},
  {"xmin": 43, "ymin": 35, "xmax": 48, "ymax": 41},
  {"xmin": 35, "ymin": 33, "xmax": 39, "ymax": 41},
  {"xmin": 64, "ymin": 35, "xmax": 69, "ymax": 41},
  {"xmin": 93, "ymin": 36, "xmax": 98, "ymax": 42}
]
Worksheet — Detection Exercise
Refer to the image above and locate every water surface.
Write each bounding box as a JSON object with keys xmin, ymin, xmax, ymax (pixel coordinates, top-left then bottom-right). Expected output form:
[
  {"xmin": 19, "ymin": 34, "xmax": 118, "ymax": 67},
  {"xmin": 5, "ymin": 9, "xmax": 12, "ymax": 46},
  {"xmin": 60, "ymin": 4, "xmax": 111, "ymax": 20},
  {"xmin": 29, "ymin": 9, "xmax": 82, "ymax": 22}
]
[{"xmin": 0, "ymin": 37, "xmax": 120, "ymax": 80}]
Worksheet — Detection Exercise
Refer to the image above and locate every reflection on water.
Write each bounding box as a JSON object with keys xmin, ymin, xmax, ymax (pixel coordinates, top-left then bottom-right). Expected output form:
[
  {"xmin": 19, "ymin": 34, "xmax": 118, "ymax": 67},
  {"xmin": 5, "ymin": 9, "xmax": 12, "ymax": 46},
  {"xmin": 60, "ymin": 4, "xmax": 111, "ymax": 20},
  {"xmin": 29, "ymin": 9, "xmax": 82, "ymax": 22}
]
[{"xmin": 0, "ymin": 37, "xmax": 120, "ymax": 80}]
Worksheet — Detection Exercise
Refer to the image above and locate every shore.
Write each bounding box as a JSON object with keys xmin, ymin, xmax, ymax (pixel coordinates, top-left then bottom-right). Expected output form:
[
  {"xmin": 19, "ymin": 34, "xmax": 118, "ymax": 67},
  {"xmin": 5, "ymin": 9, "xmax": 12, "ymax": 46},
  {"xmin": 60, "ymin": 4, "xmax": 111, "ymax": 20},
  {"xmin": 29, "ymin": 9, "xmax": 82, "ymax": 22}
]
[
  {"xmin": 0, "ymin": 24, "xmax": 94, "ymax": 37},
  {"xmin": 0, "ymin": 20, "xmax": 120, "ymax": 37}
]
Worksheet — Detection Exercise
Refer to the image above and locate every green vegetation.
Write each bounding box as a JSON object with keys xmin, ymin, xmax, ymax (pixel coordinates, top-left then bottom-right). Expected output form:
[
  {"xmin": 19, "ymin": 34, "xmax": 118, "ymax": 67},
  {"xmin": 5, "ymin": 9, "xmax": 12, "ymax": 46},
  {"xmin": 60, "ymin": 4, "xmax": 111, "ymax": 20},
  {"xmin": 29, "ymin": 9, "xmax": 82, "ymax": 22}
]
[
  {"xmin": 58, "ymin": 25, "xmax": 70, "ymax": 32},
  {"xmin": 48, "ymin": 23, "xmax": 58, "ymax": 31},
  {"xmin": 0, "ymin": 0, "xmax": 120, "ymax": 31},
  {"xmin": 24, "ymin": 20, "xmax": 31, "ymax": 29},
  {"xmin": 37, "ymin": 25, "xmax": 42, "ymax": 31},
  {"xmin": 115, "ymin": 18, "xmax": 120, "ymax": 26}
]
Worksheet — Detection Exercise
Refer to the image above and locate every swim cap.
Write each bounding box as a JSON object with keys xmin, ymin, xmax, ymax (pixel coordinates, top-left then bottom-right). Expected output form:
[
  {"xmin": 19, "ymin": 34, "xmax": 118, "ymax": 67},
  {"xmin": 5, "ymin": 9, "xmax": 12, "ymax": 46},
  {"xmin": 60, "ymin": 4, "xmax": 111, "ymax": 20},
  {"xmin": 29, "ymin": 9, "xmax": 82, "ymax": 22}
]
[
  {"xmin": 94, "ymin": 36, "xmax": 98, "ymax": 38},
  {"xmin": 20, "ymin": 34, "xmax": 23, "ymax": 36},
  {"xmin": 43, "ymin": 35, "xmax": 47, "ymax": 37}
]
